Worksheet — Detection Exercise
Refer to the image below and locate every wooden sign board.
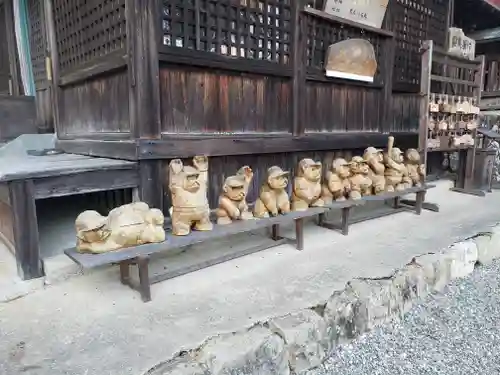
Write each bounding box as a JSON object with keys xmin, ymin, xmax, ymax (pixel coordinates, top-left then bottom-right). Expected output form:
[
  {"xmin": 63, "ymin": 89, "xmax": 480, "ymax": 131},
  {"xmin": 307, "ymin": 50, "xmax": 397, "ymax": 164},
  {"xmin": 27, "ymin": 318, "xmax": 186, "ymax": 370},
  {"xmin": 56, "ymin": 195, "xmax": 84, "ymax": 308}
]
[
  {"xmin": 447, "ymin": 28, "xmax": 476, "ymax": 60},
  {"xmin": 325, "ymin": 39, "xmax": 378, "ymax": 83},
  {"xmin": 323, "ymin": 0, "xmax": 389, "ymax": 29}
]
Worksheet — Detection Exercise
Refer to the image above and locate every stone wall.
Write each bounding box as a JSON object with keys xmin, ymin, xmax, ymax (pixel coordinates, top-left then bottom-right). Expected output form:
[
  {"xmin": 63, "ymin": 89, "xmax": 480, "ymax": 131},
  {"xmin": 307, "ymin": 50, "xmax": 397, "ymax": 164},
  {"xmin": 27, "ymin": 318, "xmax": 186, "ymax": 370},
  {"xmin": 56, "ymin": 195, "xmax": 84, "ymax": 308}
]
[{"xmin": 146, "ymin": 224, "xmax": 500, "ymax": 375}]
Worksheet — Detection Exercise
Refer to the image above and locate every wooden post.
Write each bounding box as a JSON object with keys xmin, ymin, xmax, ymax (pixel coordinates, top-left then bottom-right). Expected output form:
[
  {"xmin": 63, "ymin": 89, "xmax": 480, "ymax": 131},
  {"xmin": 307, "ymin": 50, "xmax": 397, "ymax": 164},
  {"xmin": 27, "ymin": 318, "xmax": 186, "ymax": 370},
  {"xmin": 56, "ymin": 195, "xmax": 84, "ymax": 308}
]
[
  {"xmin": 463, "ymin": 55, "xmax": 486, "ymax": 191},
  {"xmin": 419, "ymin": 40, "xmax": 433, "ymax": 169},
  {"xmin": 291, "ymin": 0, "xmax": 306, "ymax": 136},
  {"xmin": 127, "ymin": 0, "xmax": 161, "ymax": 139},
  {"xmin": 44, "ymin": 0, "xmax": 61, "ymax": 137},
  {"xmin": 380, "ymin": 36, "xmax": 395, "ymax": 133},
  {"xmin": 8, "ymin": 180, "xmax": 43, "ymax": 280},
  {"xmin": 127, "ymin": 0, "xmax": 163, "ymax": 208},
  {"xmin": 4, "ymin": 0, "xmax": 21, "ymax": 96}
]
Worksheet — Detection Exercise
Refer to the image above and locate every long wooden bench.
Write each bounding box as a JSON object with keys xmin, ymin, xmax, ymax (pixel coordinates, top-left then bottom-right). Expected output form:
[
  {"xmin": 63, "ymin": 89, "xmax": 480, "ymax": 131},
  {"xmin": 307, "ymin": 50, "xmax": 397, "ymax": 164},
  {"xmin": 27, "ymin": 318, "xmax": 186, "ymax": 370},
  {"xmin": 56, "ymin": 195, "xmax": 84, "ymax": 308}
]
[
  {"xmin": 318, "ymin": 184, "xmax": 437, "ymax": 232},
  {"xmin": 65, "ymin": 199, "xmax": 364, "ymax": 302}
]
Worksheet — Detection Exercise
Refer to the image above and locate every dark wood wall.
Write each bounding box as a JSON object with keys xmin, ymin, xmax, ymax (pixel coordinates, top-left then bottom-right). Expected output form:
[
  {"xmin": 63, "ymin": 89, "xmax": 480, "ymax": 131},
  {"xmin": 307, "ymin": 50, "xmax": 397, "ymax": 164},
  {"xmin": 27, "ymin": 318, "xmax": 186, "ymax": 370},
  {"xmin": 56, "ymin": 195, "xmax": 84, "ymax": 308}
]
[
  {"xmin": 159, "ymin": 66, "xmax": 291, "ymax": 134},
  {"xmin": 59, "ymin": 69, "xmax": 130, "ymax": 138},
  {"xmin": 40, "ymin": 1, "xmax": 441, "ymax": 167}
]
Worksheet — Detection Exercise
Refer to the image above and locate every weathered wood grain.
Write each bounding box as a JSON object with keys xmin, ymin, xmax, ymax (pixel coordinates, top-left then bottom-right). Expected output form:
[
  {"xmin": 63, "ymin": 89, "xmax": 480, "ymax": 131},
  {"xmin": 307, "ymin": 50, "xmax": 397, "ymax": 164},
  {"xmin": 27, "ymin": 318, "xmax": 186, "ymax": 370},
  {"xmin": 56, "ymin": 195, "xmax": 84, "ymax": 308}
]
[{"xmin": 33, "ymin": 169, "xmax": 139, "ymax": 199}]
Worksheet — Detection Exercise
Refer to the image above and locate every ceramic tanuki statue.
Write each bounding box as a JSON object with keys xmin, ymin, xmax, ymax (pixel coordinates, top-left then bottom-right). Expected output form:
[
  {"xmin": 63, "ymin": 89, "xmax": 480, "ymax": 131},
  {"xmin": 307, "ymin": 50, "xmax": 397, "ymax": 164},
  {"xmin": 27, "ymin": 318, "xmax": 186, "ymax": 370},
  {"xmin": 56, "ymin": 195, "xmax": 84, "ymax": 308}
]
[
  {"xmin": 216, "ymin": 173, "xmax": 254, "ymax": 225},
  {"xmin": 254, "ymin": 166, "xmax": 291, "ymax": 218},
  {"xmin": 291, "ymin": 158, "xmax": 324, "ymax": 211},
  {"xmin": 168, "ymin": 155, "xmax": 213, "ymax": 236},
  {"xmin": 348, "ymin": 156, "xmax": 373, "ymax": 199},
  {"xmin": 75, "ymin": 202, "xmax": 165, "ymax": 254},
  {"xmin": 405, "ymin": 148, "xmax": 426, "ymax": 187},
  {"xmin": 383, "ymin": 137, "xmax": 412, "ymax": 192},
  {"xmin": 321, "ymin": 158, "xmax": 351, "ymax": 203},
  {"xmin": 363, "ymin": 146, "xmax": 386, "ymax": 194}
]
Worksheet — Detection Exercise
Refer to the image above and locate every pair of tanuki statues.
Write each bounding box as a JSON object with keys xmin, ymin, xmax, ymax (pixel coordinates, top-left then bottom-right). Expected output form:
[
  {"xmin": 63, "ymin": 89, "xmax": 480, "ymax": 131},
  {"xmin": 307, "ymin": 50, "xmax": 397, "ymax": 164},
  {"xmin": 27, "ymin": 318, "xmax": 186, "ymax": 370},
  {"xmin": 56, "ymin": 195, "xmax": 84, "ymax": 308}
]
[{"xmin": 75, "ymin": 137, "xmax": 425, "ymax": 254}]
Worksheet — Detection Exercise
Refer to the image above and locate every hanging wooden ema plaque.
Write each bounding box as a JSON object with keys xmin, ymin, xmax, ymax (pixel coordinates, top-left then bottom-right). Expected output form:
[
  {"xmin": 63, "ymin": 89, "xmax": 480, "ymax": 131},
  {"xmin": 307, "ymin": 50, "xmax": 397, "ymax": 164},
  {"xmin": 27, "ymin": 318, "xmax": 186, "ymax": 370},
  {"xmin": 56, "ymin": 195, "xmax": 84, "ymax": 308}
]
[
  {"xmin": 325, "ymin": 39, "xmax": 377, "ymax": 82},
  {"xmin": 323, "ymin": 0, "xmax": 389, "ymax": 29}
]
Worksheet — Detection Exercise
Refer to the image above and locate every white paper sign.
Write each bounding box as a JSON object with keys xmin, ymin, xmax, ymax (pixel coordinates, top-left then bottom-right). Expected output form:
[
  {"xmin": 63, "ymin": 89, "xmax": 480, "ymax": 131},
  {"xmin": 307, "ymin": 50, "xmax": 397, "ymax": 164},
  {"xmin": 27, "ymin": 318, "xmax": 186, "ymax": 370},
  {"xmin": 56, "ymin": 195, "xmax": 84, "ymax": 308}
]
[
  {"xmin": 323, "ymin": 0, "xmax": 389, "ymax": 29},
  {"xmin": 447, "ymin": 28, "xmax": 476, "ymax": 60}
]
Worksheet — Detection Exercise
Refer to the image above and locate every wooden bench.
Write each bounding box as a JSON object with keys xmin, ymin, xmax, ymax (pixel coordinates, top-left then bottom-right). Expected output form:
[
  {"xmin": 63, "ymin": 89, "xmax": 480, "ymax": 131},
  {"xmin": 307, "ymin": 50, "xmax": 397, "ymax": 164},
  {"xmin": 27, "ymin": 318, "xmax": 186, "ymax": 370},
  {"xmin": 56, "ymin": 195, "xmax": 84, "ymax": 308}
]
[
  {"xmin": 65, "ymin": 200, "xmax": 363, "ymax": 302},
  {"xmin": 318, "ymin": 184, "xmax": 436, "ymax": 232}
]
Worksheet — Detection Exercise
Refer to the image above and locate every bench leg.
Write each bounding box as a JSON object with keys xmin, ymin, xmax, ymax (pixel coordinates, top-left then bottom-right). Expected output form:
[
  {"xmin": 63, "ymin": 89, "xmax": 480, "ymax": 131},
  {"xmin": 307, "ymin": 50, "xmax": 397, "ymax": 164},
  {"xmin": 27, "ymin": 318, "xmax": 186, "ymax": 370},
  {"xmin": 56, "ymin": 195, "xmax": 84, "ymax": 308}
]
[
  {"xmin": 137, "ymin": 256, "xmax": 152, "ymax": 303},
  {"xmin": 391, "ymin": 196, "xmax": 401, "ymax": 209},
  {"xmin": 341, "ymin": 207, "xmax": 351, "ymax": 236},
  {"xmin": 295, "ymin": 218, "xmax": 304, "ymax": 251},
  {"xmin": 415, "ymin": 191, "xmax": 424, "ymax": 215},
  {"xmin": 271, "ymin": 224, "xmax": 280, "ymax": 241},
  {"xmin": 317, "ymin": 212, "xmax": 325, "ymax": 226},
  {"xmin": 119, "ymin": 261, "xmax": 131, "ymax": 285}
]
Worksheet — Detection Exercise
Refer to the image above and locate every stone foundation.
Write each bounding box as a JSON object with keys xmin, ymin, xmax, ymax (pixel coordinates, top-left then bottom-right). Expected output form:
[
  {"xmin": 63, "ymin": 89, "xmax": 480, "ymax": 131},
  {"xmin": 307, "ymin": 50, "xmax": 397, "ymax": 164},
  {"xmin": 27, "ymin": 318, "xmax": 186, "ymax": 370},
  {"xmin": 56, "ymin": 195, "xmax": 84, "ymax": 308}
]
[{"xmin": 146, "ymin": 224, "xmax": 500, "ymax": 375}]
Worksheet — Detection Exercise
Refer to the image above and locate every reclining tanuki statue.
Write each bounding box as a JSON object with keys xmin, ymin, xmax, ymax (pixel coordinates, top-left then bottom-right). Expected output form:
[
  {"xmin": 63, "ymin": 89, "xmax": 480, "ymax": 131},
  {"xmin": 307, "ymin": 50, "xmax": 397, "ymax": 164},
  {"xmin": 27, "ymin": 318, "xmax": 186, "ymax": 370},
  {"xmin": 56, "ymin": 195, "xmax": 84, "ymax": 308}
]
[
  {"xmin": 291, "ymin": 158, "xmax": 324, "ymax": 211},
  {"xmin": 75, "ymin": 202, "xmax": 165, "ymax": 254},
  {"xmin": 168, "ymin": 155, "xmax": 213, "ymax": 236},
  {"xmin": 216, "ymin": 166, "xmax": 255, "ymax": 225},
  {"xmin": 254, "ymin": 166, "xmax": 291, "ymax": 218}
]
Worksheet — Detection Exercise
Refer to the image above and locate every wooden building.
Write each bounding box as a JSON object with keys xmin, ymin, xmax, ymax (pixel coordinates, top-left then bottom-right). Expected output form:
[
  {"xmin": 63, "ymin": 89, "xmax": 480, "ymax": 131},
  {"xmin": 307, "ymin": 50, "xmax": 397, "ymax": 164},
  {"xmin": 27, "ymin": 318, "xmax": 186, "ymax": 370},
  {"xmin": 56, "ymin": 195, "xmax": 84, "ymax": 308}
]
[
  {"xmin": 4, "ymin": 0, "xmax": 494, "ymax": 281},
  {"xmin": 31, "ymin": 0, "xmax": 453, "ymax": 210}
]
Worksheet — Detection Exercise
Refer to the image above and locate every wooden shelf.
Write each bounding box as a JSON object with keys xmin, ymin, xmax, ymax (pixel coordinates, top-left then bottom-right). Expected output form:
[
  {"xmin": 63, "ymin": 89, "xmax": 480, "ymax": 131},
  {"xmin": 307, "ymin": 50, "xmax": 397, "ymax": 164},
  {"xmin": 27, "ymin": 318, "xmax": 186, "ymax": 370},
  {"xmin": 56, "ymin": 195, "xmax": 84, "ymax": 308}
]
[{"xmin": 430, "ymin": 75, "xmax": 480, "ymax": 88}]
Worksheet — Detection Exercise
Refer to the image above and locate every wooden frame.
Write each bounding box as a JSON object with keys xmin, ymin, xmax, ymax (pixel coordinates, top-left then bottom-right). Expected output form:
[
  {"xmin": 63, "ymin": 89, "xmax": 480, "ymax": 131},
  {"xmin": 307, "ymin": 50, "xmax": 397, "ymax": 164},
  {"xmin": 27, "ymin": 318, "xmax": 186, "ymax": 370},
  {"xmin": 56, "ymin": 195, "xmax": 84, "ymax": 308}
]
[
  {"xmin": 419, "ymin": 40, "xmax": 487, "ymax": 197},
  {"xmin": 0, "ymin": 168, "xmax": 138, "ymax": 280}
]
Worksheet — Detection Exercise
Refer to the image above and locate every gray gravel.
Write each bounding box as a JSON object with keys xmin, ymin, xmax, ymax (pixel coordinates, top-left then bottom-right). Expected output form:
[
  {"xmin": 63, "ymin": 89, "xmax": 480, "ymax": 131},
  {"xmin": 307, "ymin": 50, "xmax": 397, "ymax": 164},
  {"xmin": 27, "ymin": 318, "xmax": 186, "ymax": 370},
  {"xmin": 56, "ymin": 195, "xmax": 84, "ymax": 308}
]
[{"xmin": 309, "ymin": 260, "xmax": 500, "ymax": 375}]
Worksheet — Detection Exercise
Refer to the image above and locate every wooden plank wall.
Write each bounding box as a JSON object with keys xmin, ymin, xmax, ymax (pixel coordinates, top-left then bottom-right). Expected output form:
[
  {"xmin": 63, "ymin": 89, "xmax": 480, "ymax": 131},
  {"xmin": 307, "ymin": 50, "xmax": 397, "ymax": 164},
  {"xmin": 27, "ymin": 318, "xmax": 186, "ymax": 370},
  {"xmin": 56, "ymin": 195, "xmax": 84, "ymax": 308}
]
[
  {"xmin": 48, "ymin": 0, "xmax": 426, "ymax": 143},
  {"xmin": 59, "ymin": 70, "xmax": 130, "ymax": 138},
  {"xmin": 159, "ymin": 67, "xmax": 291, "ymax": 134},
  {"xmin": 0, "ymin": 95, "xmax": 37, "ymax": 140}
]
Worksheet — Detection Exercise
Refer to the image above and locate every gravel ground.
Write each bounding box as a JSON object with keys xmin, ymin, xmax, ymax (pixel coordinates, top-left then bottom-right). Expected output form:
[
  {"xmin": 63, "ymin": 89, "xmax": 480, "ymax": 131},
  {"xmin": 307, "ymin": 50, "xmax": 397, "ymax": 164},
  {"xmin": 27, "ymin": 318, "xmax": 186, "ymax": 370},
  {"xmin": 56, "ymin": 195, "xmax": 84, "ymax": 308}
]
[{"xmin": 309, "ymin": 260, "xmax": 500, "ymax": 375}]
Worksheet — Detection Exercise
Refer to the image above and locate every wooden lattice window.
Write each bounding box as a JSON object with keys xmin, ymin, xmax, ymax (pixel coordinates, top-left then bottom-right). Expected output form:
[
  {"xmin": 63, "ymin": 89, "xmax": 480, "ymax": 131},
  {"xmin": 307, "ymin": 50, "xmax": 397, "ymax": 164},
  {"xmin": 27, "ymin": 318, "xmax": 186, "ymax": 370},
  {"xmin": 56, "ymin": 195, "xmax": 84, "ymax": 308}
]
[
  {"xmin": 391, "ymin": 0, "xmax": 448, "ymax": 91},
  {"xmin": 53, "ymin": 0, "xmax": 127, "ymax": 74},
  {"xmin": 305, "ymin": 13, "xmax": 384, "ymax": 83},
  {"xmin": 27, "ymin": 0, "xmax": 47, "ymax": 89},
  {"xmin": 426, "ymin": 0, "xmax": 448, "ymax": 48},
  {"xmin": 161, "ymin": 0, "xmax": 292, "ymax": 65}
]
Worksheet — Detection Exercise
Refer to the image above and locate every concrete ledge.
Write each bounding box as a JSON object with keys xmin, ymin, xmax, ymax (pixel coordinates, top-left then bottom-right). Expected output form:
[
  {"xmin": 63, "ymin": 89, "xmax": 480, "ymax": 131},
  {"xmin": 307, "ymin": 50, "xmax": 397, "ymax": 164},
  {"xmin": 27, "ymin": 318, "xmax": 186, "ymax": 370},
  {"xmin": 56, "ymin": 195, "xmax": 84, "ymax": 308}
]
[{"xmin": 146, "ymin": 224, "xmax": 499, "ymax": 375}]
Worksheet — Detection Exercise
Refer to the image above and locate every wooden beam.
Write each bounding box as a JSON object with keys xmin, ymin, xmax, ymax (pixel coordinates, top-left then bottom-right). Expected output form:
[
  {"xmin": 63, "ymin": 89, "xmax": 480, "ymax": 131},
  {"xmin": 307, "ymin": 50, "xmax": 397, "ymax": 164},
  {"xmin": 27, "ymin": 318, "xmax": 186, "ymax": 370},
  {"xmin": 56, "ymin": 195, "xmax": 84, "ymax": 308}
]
[
  {"xmin": 59, "ymin": 50, "xmax": 128, "ymax": 87},
  {"xmin": 138, "ymin": 132, "xmax": 419, "ymax": 159},
  {"xmin": 302, "ymin": 7, "xmax": 394, "ymax": 38},
  {"xmin": 127, "ymin": 0, "xmax": 161, "ymax": 139},
  {"xmin": 33, "ymin": 169, "xmax": 139, "ymax": 199},
  {"xmin": 55, "ymin": 139, "xmax": 138, "ymax": 160},
  {"xmin": 57, "ymin": 132, "xmax": 419, "ymax": 160},
  {"xmin": 8, "ymin": 180, "xmax": 43, "ymax": 280}
]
